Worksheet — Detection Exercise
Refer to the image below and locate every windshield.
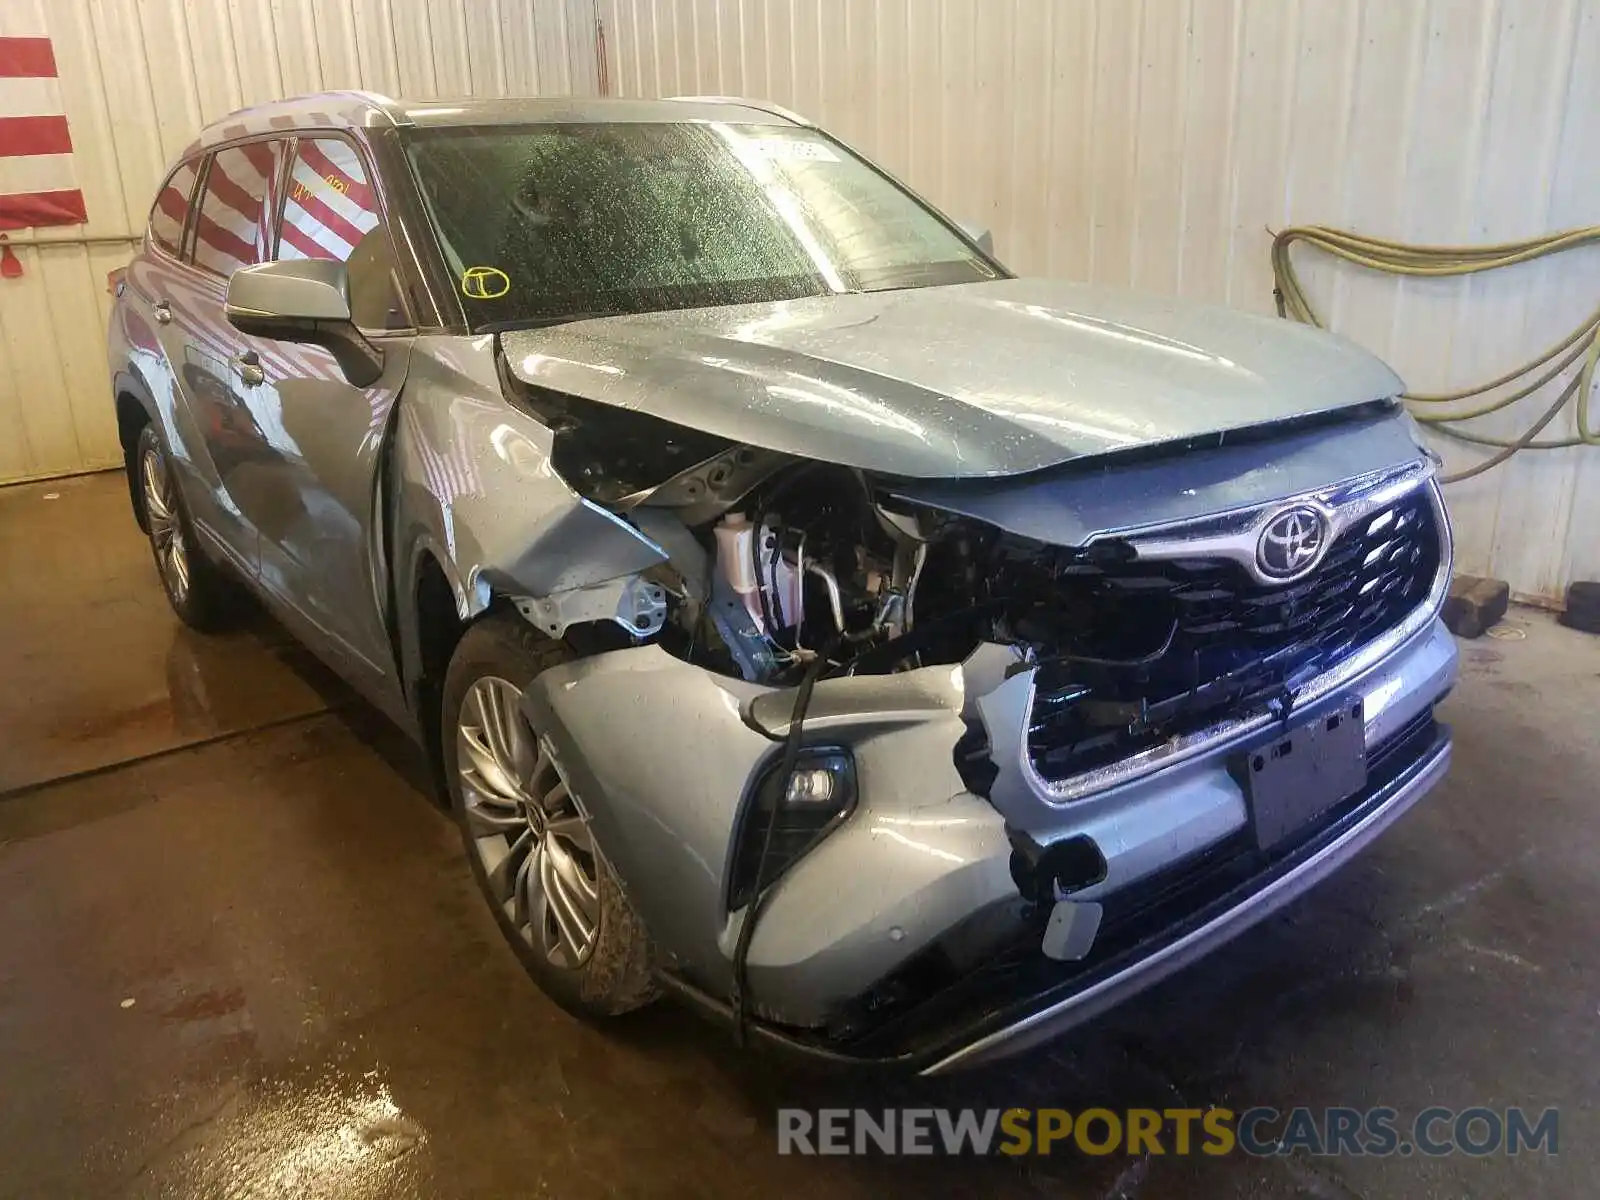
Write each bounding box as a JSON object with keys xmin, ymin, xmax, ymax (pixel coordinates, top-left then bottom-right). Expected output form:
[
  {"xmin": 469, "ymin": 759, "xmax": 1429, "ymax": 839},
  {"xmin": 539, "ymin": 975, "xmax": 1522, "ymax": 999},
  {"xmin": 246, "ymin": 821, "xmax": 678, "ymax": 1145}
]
[{"xmin": 403, "ymin": 121, "xmax": 1002, "ymax": 330}]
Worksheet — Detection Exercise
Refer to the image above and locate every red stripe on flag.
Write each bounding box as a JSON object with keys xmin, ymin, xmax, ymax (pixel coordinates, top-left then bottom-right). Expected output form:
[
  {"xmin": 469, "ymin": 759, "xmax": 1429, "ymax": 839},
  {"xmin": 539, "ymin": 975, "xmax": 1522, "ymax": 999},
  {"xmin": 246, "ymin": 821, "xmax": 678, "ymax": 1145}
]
[
  {"xmin": 0, "ymin": 115, "xmax": 74, "ymax": 157},
  {"xmin": 203, "ymin": 164, "xmax": 265, "ymax": 226},
  {"xmin": 239, "ymin": 141, "xmax": 278, "ymax": 176},
  {"xmin": 156, "ymin": 185, "xmax": 189, "ymax": 224},
  {"xmin": 192, "ymin": 215, "xmax": 255, "ymax": 271},
  {"xmin": 0, "ymin": 188, "xmax": 86, "ymax": 230},
  {"xmin": 0, "ymin": 37, "xmax": 57, "ymax": 78},
  {"xmin": 288, "ymin": 190, "xmax": 369, "ymax": 254},
  {"xmin": 298, "ymin": 139, "xmax": 376, "ymax": 209},
  {"xmin": 277, "ymin": 221, "xmax": 328, "ymax": 260}
]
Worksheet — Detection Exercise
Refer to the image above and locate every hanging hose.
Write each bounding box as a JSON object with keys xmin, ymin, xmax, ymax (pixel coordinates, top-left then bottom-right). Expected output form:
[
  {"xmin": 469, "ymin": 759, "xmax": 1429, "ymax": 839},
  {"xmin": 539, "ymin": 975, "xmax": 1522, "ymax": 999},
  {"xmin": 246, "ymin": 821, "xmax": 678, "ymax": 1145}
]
[
  {"xmin": 1269, "ymin": 225, "xmax": 1600, "ymax": 482},
  {"xmin": 728, "ymin": 644, "xmax": 832, "ymax": 1047}
]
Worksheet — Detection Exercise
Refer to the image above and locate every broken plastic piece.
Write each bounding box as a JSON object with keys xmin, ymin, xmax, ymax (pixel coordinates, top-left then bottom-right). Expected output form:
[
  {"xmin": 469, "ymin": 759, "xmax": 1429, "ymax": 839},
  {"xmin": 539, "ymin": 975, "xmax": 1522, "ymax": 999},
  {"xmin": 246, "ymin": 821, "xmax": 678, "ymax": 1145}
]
[{"xmin": 1041, "ymin": 900, "xmax": 1103, "ymax": 962}]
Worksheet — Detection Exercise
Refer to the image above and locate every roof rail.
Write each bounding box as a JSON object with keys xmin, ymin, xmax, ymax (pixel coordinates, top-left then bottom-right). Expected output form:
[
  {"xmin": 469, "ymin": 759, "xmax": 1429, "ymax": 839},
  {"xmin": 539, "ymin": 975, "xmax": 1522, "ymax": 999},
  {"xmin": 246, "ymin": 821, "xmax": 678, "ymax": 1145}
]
[{"xmin": 665, "ymin": 95, "xmax": 812, "ymax": 127}]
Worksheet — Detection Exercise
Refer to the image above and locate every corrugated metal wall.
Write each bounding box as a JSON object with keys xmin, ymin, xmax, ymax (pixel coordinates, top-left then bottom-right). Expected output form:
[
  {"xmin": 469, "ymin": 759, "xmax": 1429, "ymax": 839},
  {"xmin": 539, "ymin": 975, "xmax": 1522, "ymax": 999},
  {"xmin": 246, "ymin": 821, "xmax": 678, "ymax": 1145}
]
[
  {"xmin": 6, "ymin": 1, "xmax": 1598, "ymax": 599},
  {"xmin": 0, "ymin": 0, "xmax": 599, "ymax": 485},
  {"xmin": 598, "ymin": 0, "xmax": 1600, "ymax": 602}
]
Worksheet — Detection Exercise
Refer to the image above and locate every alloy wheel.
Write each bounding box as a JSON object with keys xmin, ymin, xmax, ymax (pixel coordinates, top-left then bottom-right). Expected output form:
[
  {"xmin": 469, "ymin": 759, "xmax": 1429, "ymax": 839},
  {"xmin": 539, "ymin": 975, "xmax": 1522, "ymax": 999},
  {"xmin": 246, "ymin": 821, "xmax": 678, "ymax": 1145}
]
[
  {"xmin": 456, "ymin": 676, "xmax": 600, "ymax": 968},
  {"xmin": 141, "ymin": 445, "xmax": 190, "ymax": 604}
]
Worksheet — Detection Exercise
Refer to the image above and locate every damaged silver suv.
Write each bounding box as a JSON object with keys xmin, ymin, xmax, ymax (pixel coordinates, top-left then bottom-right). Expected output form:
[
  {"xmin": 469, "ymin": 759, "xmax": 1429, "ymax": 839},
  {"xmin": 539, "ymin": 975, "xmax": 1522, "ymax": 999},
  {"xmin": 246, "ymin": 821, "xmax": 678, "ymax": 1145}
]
[{"xmin": 108, "ymin": 93, "xmax": 1457, "ymax": 1073}]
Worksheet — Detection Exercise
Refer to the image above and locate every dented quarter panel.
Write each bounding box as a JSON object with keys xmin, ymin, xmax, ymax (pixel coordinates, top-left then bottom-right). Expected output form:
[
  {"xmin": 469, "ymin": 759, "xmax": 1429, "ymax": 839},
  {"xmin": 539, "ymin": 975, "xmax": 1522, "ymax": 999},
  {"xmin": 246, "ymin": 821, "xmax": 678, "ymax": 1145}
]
[{"xmin": 501, "ymin": 277, "xmax": 1404, "ymax": 480}]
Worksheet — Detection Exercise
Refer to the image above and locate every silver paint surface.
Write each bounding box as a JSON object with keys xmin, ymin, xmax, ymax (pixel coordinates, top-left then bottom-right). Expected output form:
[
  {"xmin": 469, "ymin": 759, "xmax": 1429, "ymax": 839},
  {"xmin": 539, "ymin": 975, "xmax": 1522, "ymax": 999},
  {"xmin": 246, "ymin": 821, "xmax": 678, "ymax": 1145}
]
[
  {"xmin": 890, "ymin": 408, "xmax": 1427, "ymax": 552},
  {"xmin": 521, "ymin": 649, "xmax": 1020, "ymax": 1023},
  {"xmin": 503, "ymin": 277, "xmax": 1404, "ymax": 478},
  {"xmin": 180, "ymin": 91, "xmax": 796, "ymax": 156}
]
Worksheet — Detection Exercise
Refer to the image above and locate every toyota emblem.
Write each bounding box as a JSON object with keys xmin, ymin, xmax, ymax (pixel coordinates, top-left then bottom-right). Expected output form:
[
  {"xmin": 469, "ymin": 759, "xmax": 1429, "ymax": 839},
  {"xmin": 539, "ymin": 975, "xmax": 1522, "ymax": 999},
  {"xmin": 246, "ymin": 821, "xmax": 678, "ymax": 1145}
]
[{"xmin": 1256, "ymin": 506, "xmax": 1328, "ymax": 581}]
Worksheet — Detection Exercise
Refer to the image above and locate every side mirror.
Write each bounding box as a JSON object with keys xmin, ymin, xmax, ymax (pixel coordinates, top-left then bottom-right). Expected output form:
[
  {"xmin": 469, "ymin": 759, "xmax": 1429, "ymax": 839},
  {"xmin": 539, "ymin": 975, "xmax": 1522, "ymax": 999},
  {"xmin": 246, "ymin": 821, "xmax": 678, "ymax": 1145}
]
[
  {"xmin": 225, "ymin": 259, "xmax": 384, "ymax": 387},
  {"xmin": 957, "ymin": 221, "xmax": 995, "ymax": 257}
]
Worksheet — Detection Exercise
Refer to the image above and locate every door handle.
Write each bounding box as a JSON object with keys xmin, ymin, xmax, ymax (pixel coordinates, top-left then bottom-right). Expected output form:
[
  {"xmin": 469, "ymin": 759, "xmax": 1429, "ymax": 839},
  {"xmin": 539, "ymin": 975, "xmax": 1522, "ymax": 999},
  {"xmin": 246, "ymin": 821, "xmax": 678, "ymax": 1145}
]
[
  {"xmin": 153, "ymin": 300, "xmax": 172, "ymax": 325},
  {"xmin": 230, "ymin": 349, "xmax": 264, "ymax": 387}
]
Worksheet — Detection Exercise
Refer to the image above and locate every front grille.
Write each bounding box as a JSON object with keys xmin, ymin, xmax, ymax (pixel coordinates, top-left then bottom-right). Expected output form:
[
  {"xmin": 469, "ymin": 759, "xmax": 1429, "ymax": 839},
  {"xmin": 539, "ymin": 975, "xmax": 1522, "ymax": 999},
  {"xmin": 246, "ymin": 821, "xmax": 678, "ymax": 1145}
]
[{"xmin": 1027, "ymin": 486, "xmax": 1442, "ymax": 785}]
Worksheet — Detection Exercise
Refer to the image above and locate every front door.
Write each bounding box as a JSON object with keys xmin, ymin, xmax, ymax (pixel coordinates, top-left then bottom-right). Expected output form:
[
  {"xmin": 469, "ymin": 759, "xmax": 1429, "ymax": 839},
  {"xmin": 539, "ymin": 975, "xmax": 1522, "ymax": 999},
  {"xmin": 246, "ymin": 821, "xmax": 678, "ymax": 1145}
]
[{"xmin": 236, "ymin": 135, "xmax": 415, "ymax": 705}]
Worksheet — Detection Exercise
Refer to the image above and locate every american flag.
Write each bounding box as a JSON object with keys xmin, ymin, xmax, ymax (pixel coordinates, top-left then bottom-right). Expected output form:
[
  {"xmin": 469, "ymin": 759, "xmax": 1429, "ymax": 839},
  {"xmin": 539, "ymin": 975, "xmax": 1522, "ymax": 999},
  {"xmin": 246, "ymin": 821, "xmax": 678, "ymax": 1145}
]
[
  {"xmin": 190, "ymin": 140, "xmax": 283, "ymax": 277},
  {"xmin": 185, "ymin": 131, "xmax": 382, "ymax": 281},
  {"xmin": 280, "ymin": 137, "xmax": 381, "ymax": 263},
  {"xmin": 0, "ymin": 3, "xmax": 85, "ymax": 230}
]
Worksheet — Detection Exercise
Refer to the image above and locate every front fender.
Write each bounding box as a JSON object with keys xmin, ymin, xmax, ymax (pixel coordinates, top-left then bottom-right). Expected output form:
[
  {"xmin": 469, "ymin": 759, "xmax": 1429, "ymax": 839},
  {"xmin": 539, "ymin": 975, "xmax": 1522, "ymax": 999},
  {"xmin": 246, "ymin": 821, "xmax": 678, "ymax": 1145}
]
[{"xmin": 389, "ymin": 336, "xmax": 669, "ymax": 715}]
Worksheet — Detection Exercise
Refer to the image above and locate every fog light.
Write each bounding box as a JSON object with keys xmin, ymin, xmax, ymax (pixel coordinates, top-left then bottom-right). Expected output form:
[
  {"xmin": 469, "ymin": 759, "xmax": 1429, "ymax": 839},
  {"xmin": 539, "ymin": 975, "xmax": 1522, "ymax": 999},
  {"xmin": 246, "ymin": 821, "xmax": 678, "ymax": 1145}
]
[
  {"xmin": 727, "ymin": 747, "xmax": 857, "ymax": 909},
  {"xmin": 784, "ymin": 766, "xmax": 838, "ymax": 805}
]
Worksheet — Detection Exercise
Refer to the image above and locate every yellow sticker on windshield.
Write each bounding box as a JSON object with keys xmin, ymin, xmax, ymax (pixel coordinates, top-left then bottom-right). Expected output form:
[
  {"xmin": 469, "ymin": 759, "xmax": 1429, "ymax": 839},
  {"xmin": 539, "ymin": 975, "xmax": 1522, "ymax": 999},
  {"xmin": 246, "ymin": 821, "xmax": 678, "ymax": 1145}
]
[{"xmin": 461, "ymin": 266, "xmax": 511, "ymax": 300}]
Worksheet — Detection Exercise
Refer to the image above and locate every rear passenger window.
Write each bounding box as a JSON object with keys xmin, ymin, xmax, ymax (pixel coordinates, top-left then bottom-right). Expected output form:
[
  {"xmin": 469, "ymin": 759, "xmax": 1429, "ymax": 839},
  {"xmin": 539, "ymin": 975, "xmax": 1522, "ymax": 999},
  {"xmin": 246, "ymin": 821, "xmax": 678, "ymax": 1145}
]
[
  {"xmin": 148, "ymin": 159, "xmax": 200, "ymax": 256},
  {"xmin": 192, "ymin": 141, "xmax": 286, "ymax": 278},
  {"xmin": 277, "ymin": 137, "xmax": 408, "ymax": 330}
]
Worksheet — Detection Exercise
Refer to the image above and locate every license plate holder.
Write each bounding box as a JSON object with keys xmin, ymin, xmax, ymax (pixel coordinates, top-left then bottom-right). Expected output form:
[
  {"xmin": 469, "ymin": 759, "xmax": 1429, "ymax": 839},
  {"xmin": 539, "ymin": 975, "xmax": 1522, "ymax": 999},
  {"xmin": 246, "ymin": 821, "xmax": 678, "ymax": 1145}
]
[{"xmin": 1234, "ymin": 697, "xmax": 1368, "ymax": 850}]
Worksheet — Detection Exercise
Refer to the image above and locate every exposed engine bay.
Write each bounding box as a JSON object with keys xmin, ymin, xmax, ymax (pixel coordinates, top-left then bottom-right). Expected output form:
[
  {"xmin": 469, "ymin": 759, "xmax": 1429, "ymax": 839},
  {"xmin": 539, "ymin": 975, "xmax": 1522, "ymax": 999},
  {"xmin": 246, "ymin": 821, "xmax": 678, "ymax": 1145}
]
[
  {"xmin": 516, "ymin": 378, "xmax": 1063, "ymax": 685},
  {"xmin": 511, "ymin": 378, "xmax": 1443, "ymax": 792}
]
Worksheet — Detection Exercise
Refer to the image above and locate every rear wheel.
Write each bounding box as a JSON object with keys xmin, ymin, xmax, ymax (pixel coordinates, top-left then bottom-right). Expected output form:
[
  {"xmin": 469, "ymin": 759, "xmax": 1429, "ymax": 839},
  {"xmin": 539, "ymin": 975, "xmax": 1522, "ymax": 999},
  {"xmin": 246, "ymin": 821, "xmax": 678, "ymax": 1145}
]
[
  {"xmin": 134, "ymin": 424, "xmax": 236, "ymax": 631},
  {"xmin": 442, "ymin": 612, "xmax": 657, "ymax": 1016}
]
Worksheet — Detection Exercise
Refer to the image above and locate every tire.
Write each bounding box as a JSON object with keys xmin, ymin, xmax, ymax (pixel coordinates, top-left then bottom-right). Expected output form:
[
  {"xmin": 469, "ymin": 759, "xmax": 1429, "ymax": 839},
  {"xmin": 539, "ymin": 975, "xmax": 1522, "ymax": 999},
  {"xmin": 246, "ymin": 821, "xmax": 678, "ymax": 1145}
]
[
  {"xmin": 442, "ymin": 611, "xmax": 657, "ymax": 1017},
  {"xmin": 134, "ymin": 424, "xmax": 237, "ymax": 632}
]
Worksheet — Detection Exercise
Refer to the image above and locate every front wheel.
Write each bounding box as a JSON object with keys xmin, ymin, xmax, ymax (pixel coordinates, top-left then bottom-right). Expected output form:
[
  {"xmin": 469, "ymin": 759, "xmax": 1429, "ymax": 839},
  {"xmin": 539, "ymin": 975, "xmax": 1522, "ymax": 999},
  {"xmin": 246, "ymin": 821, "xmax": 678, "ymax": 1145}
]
[{"xmin": 441, "ymin": 612, "xmax": 657, "ymax": 1017}]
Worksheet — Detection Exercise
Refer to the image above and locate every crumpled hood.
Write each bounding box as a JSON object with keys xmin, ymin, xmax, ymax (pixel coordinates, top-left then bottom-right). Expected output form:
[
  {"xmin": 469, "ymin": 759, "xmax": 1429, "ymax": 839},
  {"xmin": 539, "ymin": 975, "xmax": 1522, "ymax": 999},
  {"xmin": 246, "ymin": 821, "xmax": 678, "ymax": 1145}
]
[{"xmin": 500, "ymin": 277, "xmax": 1403, "ymax": 479}]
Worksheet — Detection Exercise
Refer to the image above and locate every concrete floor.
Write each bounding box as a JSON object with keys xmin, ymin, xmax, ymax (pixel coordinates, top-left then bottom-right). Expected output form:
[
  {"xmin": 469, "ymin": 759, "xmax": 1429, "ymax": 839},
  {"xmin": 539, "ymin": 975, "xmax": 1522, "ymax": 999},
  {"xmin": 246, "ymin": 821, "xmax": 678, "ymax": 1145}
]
[{"xmin": 0, "ymin": 471, "xmax": 1593, "ymax": 1198}]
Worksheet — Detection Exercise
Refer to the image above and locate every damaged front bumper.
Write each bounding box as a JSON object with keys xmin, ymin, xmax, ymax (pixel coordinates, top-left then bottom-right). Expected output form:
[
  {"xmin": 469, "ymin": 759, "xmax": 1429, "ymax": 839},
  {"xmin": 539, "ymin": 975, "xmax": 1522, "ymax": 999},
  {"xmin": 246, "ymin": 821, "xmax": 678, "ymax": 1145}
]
[{"xmin": 520, "ymin": 612, "xmax": 1457, "ymax": 1073}]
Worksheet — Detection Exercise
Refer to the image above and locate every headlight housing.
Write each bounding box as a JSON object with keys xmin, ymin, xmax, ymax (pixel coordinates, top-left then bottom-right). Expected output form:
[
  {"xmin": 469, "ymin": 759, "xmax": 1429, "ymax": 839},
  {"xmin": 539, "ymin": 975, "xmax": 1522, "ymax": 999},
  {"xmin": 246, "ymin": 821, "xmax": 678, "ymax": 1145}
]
[{"xmin": 726, "ymin": 747, "xmax": 857, "ymax": 910}]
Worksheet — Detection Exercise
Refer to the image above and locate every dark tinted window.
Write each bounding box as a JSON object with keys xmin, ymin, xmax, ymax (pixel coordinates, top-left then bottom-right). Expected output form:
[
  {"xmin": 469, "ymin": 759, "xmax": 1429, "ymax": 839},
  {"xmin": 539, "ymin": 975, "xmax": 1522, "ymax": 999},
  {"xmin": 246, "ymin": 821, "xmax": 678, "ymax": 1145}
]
[
  {"xmin": 192, "ymin": 141, "xmax": 286, "ymax": 278},
  {"xmin": 148, "ymin": 159, "xmax": 200, "ymax": 256},
  {"xmin": 404, "ymin": 122, "xmax": 999, "ymax": 330},
  {"xmin": 276, "ymin": 137, "xmax": 407, "ymax": 330}
]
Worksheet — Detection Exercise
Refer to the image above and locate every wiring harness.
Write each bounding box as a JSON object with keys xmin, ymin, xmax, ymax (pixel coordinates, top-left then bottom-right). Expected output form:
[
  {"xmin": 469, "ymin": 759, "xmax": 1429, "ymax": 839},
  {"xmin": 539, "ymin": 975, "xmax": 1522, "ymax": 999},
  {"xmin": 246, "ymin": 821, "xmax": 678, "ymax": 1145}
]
[{"xmin": 1270, "ymin": 225, "xmax": 1600, "ymax": 482}]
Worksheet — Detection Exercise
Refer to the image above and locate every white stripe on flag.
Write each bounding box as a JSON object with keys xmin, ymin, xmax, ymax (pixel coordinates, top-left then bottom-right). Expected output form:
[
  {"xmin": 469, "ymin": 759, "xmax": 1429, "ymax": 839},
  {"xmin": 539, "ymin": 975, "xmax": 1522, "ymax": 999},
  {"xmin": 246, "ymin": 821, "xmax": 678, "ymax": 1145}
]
[
  {"xmin": 288, "ymin": 157, "xmax": 378, "ymax": 234},
  {"xmin": 0, "ymin": 0, "xmax": 49, "ymax": 38},
  {"xmin": 280, "ymin": 217, "xmax": 356, "ymax": 262},
  {"xmin": 0, "ymin": 153, "xmax": 76, "ymax": 193},
  {"xmin": 210, "ymin": 154, "xmax": 269, "ymax": 200},
  {"xmin": 204, "ymin": 206, "xmax": 256, "ymax": 247},
  {"xmin": 197, "ymin": 155, "xmax": 269, "ymax": 246},
  {"xmin": 0, "ymin": 77, "xmax": 62, "ymax": 120}
]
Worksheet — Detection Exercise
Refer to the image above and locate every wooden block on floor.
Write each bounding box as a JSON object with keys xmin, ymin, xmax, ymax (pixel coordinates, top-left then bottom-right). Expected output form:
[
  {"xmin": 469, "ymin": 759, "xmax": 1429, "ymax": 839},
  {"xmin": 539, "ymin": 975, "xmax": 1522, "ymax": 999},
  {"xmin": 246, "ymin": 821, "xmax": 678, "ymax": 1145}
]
[{"xmin": 1442, "ymin": 574, "xmax": 1510, "ymax": 639}]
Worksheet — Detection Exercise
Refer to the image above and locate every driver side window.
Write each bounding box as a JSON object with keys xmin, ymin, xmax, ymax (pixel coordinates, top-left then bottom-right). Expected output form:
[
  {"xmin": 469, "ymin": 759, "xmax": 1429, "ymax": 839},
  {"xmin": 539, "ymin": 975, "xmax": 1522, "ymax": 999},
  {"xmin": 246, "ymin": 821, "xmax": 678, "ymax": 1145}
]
[{"xmin": 275, "ymin": 137, "xmax": 409, "ymax": 331}]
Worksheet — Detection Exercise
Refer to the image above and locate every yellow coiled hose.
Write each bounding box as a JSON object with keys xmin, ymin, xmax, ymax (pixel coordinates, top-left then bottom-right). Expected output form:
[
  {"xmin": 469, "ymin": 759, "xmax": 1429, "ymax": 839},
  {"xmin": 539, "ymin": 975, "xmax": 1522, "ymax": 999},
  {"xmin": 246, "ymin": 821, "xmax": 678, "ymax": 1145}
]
[{"xmin": 1269, "ymin": 225, "xmax": 1600, "ymax": 483}]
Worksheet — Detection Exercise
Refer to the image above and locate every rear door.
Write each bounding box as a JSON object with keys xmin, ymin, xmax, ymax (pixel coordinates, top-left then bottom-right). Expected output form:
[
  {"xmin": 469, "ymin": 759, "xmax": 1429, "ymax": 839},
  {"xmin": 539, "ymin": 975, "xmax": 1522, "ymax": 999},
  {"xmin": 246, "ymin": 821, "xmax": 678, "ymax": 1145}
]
[
  {"xmin": 139, "ymin": 138, "xmax": 290, "ymax": 577},
  {"xmin": 236, "ymin": 133, "xmax": 415, "ymax": 705},
  {"xmin": 122, "ymin": 149, "xmax": 260, "ymax": 574}
]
